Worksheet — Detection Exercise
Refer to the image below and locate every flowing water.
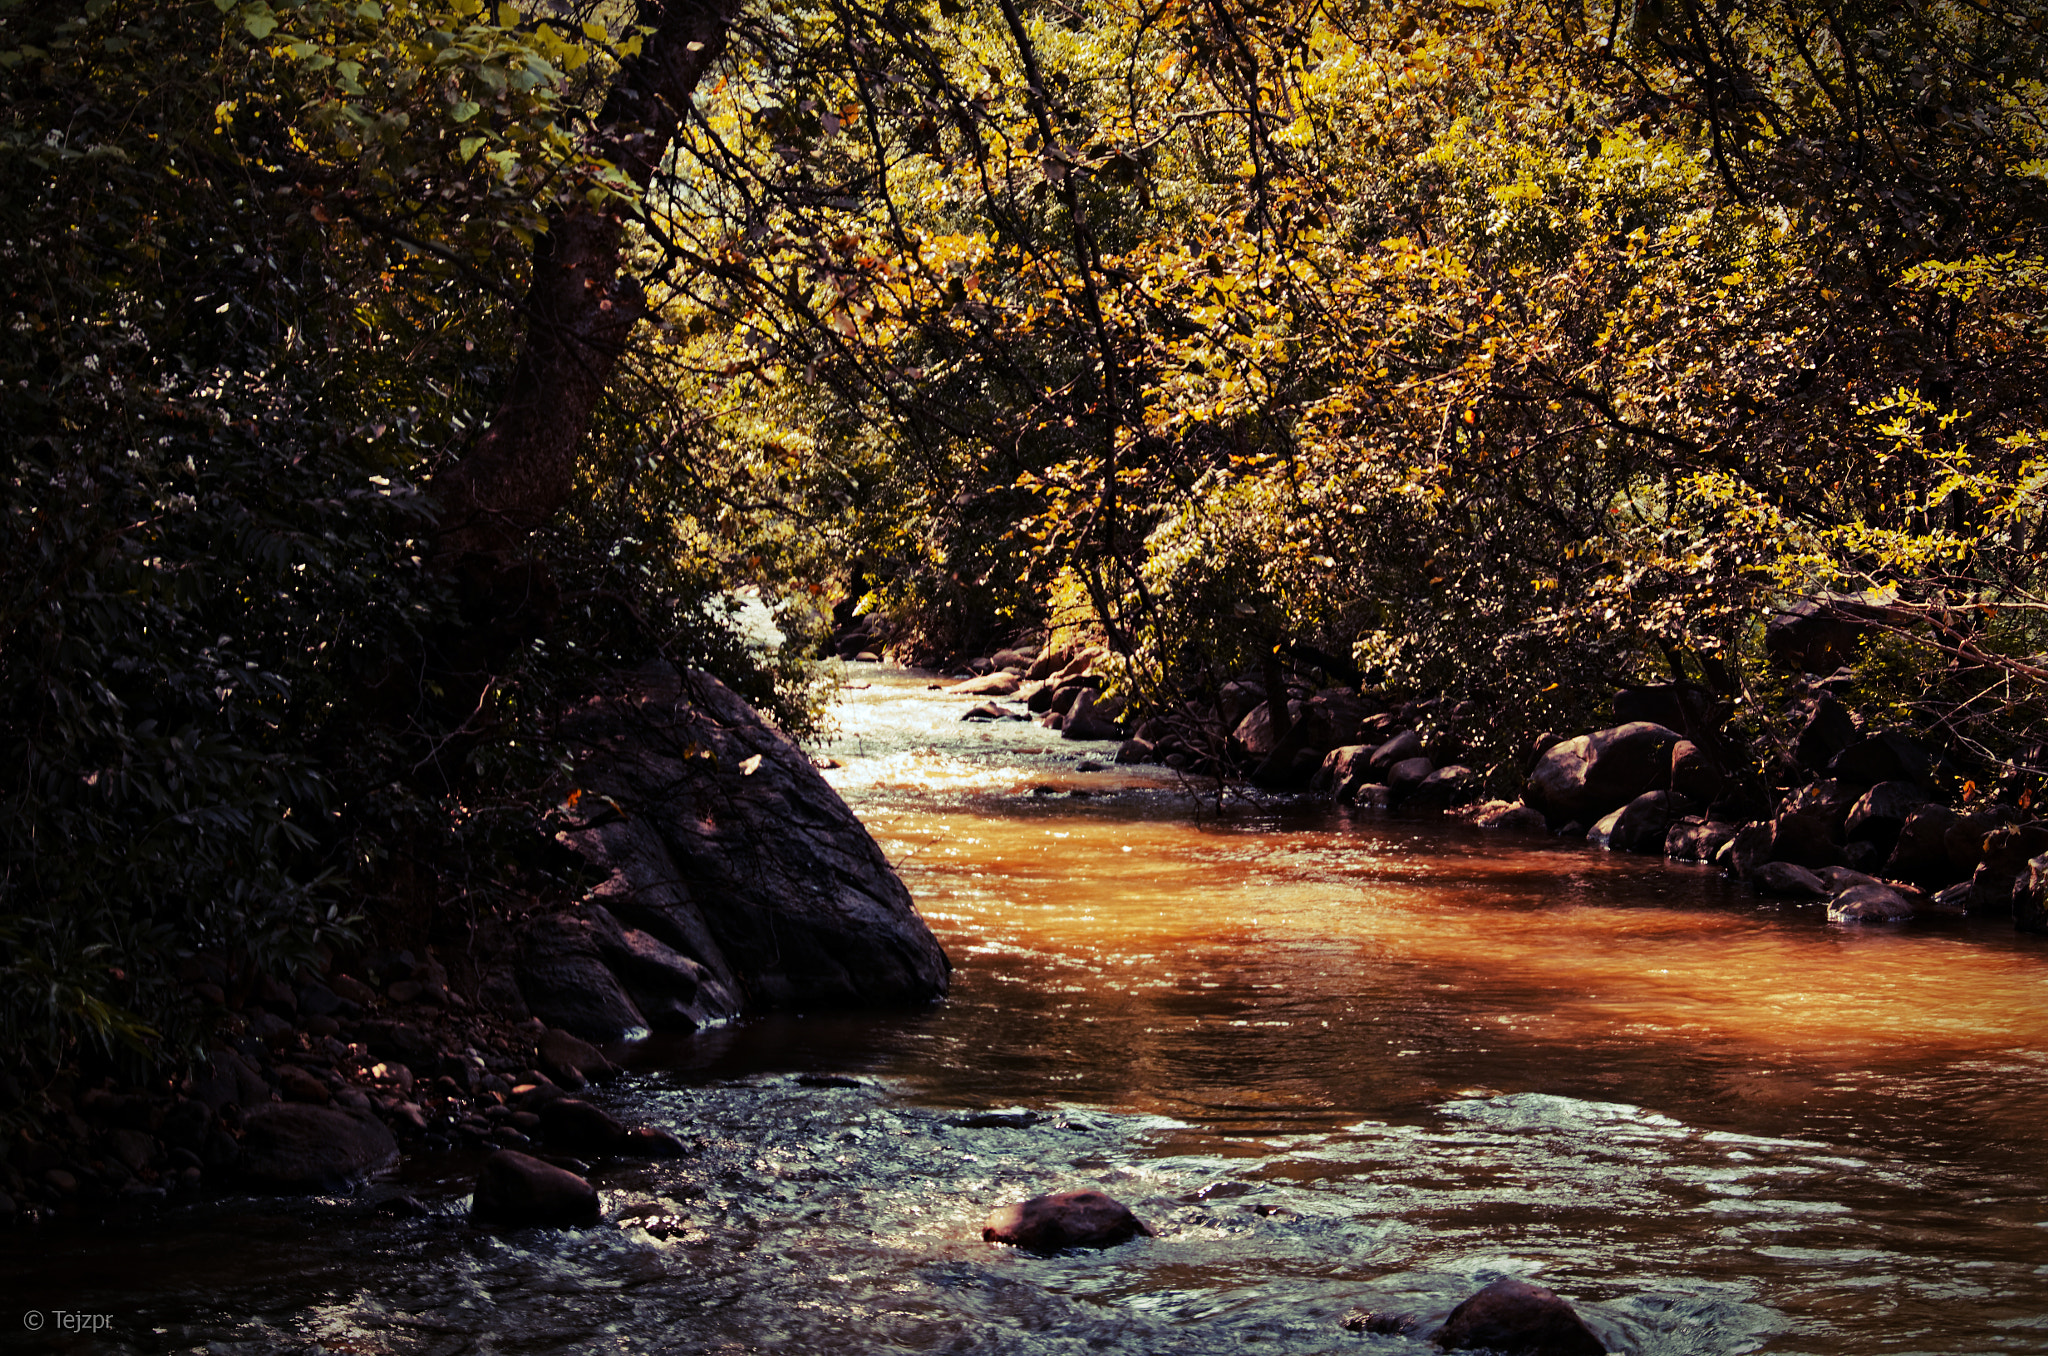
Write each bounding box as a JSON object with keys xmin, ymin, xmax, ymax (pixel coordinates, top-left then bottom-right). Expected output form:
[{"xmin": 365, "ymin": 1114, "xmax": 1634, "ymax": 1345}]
[{"xmin": 7, "ymin": 670, "xmax": 2047, "ymax": 1354}]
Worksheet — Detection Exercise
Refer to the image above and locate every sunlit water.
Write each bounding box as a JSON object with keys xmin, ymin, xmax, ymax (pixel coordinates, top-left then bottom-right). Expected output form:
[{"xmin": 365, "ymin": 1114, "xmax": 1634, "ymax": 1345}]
[{"xmin": 7, "ymin": 669, "xmax": 2046, "ymax": 1355}]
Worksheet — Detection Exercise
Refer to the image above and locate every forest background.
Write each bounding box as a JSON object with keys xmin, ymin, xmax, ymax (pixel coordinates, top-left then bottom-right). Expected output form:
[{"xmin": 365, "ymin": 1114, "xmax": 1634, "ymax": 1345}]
[{"xmin": 3, "ymin": 0, "xmax": 2045, "ymax": 1077}]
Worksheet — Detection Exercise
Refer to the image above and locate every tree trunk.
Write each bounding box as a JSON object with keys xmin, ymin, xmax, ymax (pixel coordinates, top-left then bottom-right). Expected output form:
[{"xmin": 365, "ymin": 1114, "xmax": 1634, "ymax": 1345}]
[{"xmin": 432, "ymin": 0, "xmax": 741, "ymax": 573}]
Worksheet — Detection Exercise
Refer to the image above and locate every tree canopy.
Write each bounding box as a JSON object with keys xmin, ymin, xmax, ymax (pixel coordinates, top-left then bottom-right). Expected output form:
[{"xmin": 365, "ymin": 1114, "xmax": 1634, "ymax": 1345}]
[{"xmin": 4, "ymin": 0, "xmax": 2045, "ymax": 1063}]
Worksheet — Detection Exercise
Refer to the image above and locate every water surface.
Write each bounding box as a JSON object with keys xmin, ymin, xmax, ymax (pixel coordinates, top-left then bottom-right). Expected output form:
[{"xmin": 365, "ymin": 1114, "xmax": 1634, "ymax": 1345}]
[{"xmin": 7, "ymin": 669, "xmax": 2045, "ymax": 1355}]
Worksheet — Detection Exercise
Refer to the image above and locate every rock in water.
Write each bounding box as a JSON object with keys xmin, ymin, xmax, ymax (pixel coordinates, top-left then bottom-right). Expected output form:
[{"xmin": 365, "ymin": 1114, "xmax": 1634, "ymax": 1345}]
[
  {"xmin": 981, "ymin": 1190, "xmax": 1152, "ymax": 1252},
  {"xmin": 237, "ymin": 1104, "xmax": 400, "ymax": 1192},
  {"xmin": 1434, "ymin": 1278, "xmax": 1605, "ymax": 1355},
  {"xmin": 1828, "ymin": 883, "xmax": 1917, "ymax": 923},
  {"xmin": 1523, "ymin": 723, "xmax": 1681, "ymax": 826},
  {"xmin": 471, "ymin": 1150, "xmax": 601, "ymax": 1228},
  {"xmin": 555, "ymin": 664, "xmax": 949, "ymax": 1014},
  {"xmin": 537, "ymin": 1098, "xmax": 627, "ymax": 1154},
  {"xmin": 1589, "ymin": 789, "xmax": 1674, "ymax": 854},
  {"xmin": 944, "ymin": 671, "xmax": 1022, "ymax": 696},
  {"xmin": 1753, "ymin": 861, "xmax": 1828, "ymax": 898}
]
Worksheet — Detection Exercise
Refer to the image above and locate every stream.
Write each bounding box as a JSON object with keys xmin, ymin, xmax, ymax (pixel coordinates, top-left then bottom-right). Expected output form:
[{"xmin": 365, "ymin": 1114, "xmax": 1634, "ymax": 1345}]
[{"xmin": 6, "ymin": 669, "xmax": 2046, "ymax": 1354}]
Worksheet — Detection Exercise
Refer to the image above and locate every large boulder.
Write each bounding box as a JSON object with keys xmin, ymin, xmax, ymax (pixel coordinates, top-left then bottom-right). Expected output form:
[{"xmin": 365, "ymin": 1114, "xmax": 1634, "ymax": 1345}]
[
  {"xmin": 536, "ymin": 1098, "xmax": 628, "ymax": 1154},
  {"xmin": 1303, "ymin": 689, "xmax": 1370, "ymax": 747},
  {"xmin": 538, "ymin": 1028, "xmax": 618, "ymax": 1087},
  {"xmin": 1722, "ymin": 822, "xmax": 1773, "ymax": 879},
  {"xmin": 1367, "ymin": 729, "xmax": 1424, "ymax": 778},
  {"xmin": 236, "ymin": 1104, "xmax": 400, "ymax": 1192},
  {"xmin": 595, "ymin": 911, "xmax": 739, "ymax": 1033},
  {"xmin": 1312, "ymin": 744, "xmax": 1372, "ymax": 797},
  {"xmin": 1405, "ymin": 766, "xmax": 1481, "ymax": 813},
  {"xmin": 1231, "ymin": 700, "xmax": 1301, "ymax": 761},
  {"xmin": 1061, "ymin": 690, "xmax": 1127, "ymax": 741},
  {"xmin": 555, "ymin": 665, "xmax": 950, "ymax": 1015},
  {"xmin": 1523, "ymin": 723, "xmax": 1681, "ymax": 826},
  {"xmin": 1845, "ymin": 781, "xmax": 1931, "ymax": 855},
  {"xmin": 471, "ymin": 1150, "xmax": 601, "ymax": 1228},
  {"xmin": 1384, "ymin": 757, "xmax": 1437, "ymax": 808},
  {"xmin": 1433, "ymin": 1277, "xmax": 1604, "ymax": 1355},
  {"xmin": 1943, "ymin": 805, "xmax": 2024, "ymax": 879},
  {"xmin": 981, "ymin": 1190, "xmax": 1151, "ymax": 1252}
]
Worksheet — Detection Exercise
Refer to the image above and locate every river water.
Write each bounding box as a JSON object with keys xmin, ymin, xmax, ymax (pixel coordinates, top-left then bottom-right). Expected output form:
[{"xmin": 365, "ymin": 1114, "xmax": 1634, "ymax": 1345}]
[{"xmin": 8, "ymin": 670, "xmax": 2047, "ymax": 1354}]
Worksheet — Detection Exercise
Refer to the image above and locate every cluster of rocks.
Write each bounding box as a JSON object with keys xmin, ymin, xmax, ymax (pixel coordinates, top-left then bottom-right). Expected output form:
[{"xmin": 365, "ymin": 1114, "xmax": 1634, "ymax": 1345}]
[
  {"xmin": 826, "ymin": 611, "xmax": 886, "ymax": 663},
  {"xmin": 0, "ymin": 950, "xmax": 680, "ymax": 1224},
  {"xmin": 939, "ymin": 621, "xmax": 2048, "ymax": 932},
  {"xmin": 1458, "ymin": 678, "xmax": 2048, "ymax": 932},
  {"xmin": 945, "ymin": 645, "xmax": 1488, "ymax": 808},
  {"xmin": 943, "ymin": 642, "xmax": 1136, "ymax": 741},
  {"xmin": 984, "ymin": 1188, "xmax": 1601, "ymax": 1355},
  {"xmin": 3, "ymin": 665, "xmax": 949, "ymax": 1225}
]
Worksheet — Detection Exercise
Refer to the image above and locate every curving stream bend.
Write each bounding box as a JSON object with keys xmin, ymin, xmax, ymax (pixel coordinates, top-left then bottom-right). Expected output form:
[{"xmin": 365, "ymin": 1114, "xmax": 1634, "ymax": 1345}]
[{"xmin": 7, "ymin": 669, "xmax": 2047, "ymax": 1355}]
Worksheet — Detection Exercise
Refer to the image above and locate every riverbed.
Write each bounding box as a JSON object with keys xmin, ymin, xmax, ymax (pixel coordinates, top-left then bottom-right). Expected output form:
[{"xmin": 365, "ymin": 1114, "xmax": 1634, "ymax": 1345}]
[{"xmin": 6, "ymin": 669, "xmax": 2046, "ymax": 1354}]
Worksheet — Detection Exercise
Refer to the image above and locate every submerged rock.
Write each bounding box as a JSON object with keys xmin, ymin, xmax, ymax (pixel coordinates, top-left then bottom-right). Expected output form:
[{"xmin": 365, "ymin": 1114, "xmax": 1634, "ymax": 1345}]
[
  {"xmin": 982, "ymin": 1189, "xmax": 1151, "ymax": 1252},
  {"xmin": 470, "ymin": 1150, "xmax": 601, "ymax": 1228},
  {"xmin": 1433, "ymin": 1277, "xmax": 1605, "ymax": 1356}
]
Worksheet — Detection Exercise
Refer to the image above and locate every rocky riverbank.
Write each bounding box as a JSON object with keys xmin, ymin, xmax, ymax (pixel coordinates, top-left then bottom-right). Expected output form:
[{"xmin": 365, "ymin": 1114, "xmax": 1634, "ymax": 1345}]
[
  {"xmin": 902, "ymin": 623, "xmax": 2048, "ymax": 938},
  {"xmin": 0, "ymin": 664, "xmax": 947, "ymax": 1226}
]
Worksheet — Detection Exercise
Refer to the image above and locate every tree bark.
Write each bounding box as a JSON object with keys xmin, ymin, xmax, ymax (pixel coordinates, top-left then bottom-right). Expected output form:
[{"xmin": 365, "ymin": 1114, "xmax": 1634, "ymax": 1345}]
[{"xmin": 432, "ymin": 0, "xmax": 741, "ymax": 571}]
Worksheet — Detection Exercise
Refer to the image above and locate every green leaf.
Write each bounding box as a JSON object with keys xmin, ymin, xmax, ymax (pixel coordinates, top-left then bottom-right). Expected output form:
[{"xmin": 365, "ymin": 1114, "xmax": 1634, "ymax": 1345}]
[{"xmin": 451, "ymin": 99, "xmax": 480, "ymax": 122}]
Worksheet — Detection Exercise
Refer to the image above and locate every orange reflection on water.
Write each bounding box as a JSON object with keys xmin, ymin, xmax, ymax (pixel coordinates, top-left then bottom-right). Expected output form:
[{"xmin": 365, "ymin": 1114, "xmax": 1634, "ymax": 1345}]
[{"xmin": 866, "ymin": 798, "xmax": 2048, "ymax": 1145}]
